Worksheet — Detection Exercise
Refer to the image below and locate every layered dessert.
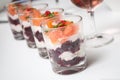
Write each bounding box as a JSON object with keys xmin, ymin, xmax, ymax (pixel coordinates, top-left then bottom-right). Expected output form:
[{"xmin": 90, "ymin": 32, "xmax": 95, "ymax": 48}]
[
  {"xmin": 19, "ymin": 8, "xmax": 39, "ymax": 48},
  {"xmin": 42, "ymin": 19, "xmax": 86, "ymax": 74},
  {"xmin": 31, "ymin": 20, "xmax": 47, "ymax": 58},
  {"xmin": 31, "ymin": 9, "xmax": 63, "ymax": 58},
  {"xmin": 7, "ymin": 3, "xmax": 28, "ymax": 40}
]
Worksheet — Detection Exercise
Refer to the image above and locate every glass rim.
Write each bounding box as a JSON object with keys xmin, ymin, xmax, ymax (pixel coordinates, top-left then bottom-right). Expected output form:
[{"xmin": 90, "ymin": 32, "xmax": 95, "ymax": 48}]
[
  {"xmin": 45, "ymin": 8, "xmax": 64, "ymax": 13},
  {"xmin": 32, "ymin": 3, "xmax": 48, "ymax": 6},
  {"xmin": 30, "ymin": 14, "xmax": 82, "ymax": 23},
  {"xmin": 62, "ymin": 13, "xmax": 83, "ymax": 23},
  {"xmin": 6, "ymin": 0, "xmax": 31, "ymax": 9},
  {"xmin": 31, "ymin": 0, "xmax": 48, "ymax": 6},
  {"xmin": 8, "ymin": 0, "xmax": 31, "ymax": 4},
  {"xmin": 6, "ymin": 0, "xmax": 31, "ymax": 6},
  {"xmin": 31, "ymin": 2, "xmax": 48, "ymax": 10},
  {"xmin": 41, "ymin": 14, "xmax": 83, "ymax": 32},
  {"xmin": 17, "ymin": 3, "xmax": 48, "ymax": 15},
  {"xmin": 29, "ymin": 8, "xmax": 64, "ymax": 20}
]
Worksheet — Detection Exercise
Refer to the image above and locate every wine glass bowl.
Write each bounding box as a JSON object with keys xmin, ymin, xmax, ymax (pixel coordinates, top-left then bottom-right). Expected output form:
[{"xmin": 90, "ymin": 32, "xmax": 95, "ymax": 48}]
[
  {"xmin": 71, "ymin": 0, "xmax": 114, "ymax": 48},
  {"xmin": 71, "ymin": 0, "xmax": 103, "ymax": 9}
]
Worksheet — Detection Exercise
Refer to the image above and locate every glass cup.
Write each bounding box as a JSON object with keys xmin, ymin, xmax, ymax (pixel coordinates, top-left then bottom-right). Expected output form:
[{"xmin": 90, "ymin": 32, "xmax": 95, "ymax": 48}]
[
  {"xmin": 6, "ymin": 0, "xmax": 31, "ymax": 40},
  {"xmin": 18, "ymin": 3, "xmax": 48, "ymax": 48},
  {"xmin": 42, "ymin": 14, "xmax": 87, "ymax": 74},
  {"xmin": 30, "ymin": 8, "xmax": 64, "ymax": 58}
]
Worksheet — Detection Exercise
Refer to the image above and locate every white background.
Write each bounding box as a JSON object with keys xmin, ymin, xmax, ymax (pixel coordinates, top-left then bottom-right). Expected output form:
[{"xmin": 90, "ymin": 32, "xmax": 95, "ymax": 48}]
[{"xmin": 0, "ymin": 0, "xmax": 120, "ymax": 80}]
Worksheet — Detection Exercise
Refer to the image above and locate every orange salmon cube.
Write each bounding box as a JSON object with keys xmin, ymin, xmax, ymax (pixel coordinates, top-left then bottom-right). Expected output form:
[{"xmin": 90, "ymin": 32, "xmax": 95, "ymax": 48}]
[
  {"xmin": 47, "ymin": 20, "xmax": 54, "ymax": 28},
  {"xmin": 47, "ymin": 29, "xmax": 63, "ymax": 43},
  {"xmin": 8, "ymin": 4, "xmax": 16, "ymax": 16},
  {"xmin": 63, "ymin": 24, "xmax": 78, "ymax": 36}
]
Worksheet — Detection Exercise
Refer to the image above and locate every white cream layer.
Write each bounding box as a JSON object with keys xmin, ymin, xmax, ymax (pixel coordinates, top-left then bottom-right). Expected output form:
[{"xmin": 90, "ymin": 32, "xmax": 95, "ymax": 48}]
[
  {"xmin": 8, "ymin": 13, "xmax": 18, "ymax": 20},
  {"xmin": 32, "ymin": 26, "xmax": 46, "ymax": 48},
  {"xmin": 10, "ymin": 24, "xmax": 22, "ymax": 32},
  {"xmin": 43, "ymin": 34, "xmax": 61, "ymax": 50},
  {"xmin": 22, "ymin": 21, "xmax": 31, "ymax": 28},
  {"xmin": 58, "ymin": 49, "xmax": 85, "ymax": 61},
  {"xmin": 21, "ymin": 21, "xmax": 31, "ymax": 39},
  {"xmin": 8, "ymin": 13, "xmax": 22, "ymax": 32}
]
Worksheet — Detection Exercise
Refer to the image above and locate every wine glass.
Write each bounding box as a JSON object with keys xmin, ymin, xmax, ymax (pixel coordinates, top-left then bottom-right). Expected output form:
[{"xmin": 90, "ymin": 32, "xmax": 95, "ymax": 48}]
[{"xmin": 71, "ymin": 0, "xmax": 114, "ymax": 48}]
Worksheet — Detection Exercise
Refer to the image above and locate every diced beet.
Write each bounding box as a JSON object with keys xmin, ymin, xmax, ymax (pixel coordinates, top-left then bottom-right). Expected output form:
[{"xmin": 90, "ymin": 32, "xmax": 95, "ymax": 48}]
[
  {"xmin": 61, "ymin": 41, "xmax": 72, "ymax": 51},
  {"xmin": 70, "ymin": 39, "xmax": 80, "ymax": 53},
  {"xmin": 48, "ymin": 38, "xmax": 84, "ymax": 67},
  {"xmin": 24, "ymin": 27, "xmax": 35, "ymax": 42},
  {"xmin": 29, "ymin": 35, "xmax": 35, "ymax": 42},
  {"xmin": 8, "ymin": 16, "xmax": 20, "ymax": 25},
  {"xmin": 35, "ymin": 31, "xmax": 44, "ymax": 42},
  {"xmin": 61, "ymin": 39, "xmax": 80, "ymax": 53},
  {"xmin": 24, "ymin": 27, "xmax": 32, "ymax": 36}
]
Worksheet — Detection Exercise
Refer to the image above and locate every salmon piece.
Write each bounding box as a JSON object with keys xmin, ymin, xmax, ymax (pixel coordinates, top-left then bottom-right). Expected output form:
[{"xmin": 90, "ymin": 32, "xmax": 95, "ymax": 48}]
[
  {"xmin": 65, "ymin": 21, "xmax": 73, "ymax": 25},
  {"xmin": 64, "ymin": 25, "xmax": 74, "ymax": 36},
  {"xmin": 30, "ymin": 8, "xmax": 42, "ymax": 26},
  {"xmin": 46, "ymin": 20, "xmax": 79, "ymax": 44},
  {"xmin": 19, "ymin": 14, "xmax": 27, "ymax": 21},
  {"xmin": 63, "ymin": 24, "xmax": 78, "ymax": 36},
  {"xmin": 8, "ymin": 4, "xmax": 16, "ymax": 16},
  {"xmin": 8, "ymin": 3, "xmax": 30, "ymax": 16},
  {"xmin": 32, "ymin": 9, "xmax": 41, "ymax": 18},
  {"xmin": 32, "ymin": 18, "xmax": 44, "ymax": 26},
  {"xmin": 46, "ymin": 20, "xmax": 54, "ymax": 28},
  {"xmin": 47, "ymin": 29, "xmax": 64, "ymax": 43},
  {"xmin": 19, "ymin": 8, "xmax": 42, "ymax": 25},
  {"xmin": 19, "ymin": 10, "xmax": 30, "ymax": 21},
  {"xmin": 53, "ymin": 12, "xmax": 59, "ymax": 15},
  {"xmin": 23, "ymin": 8, "xmax": 41, "ymax": 18}
]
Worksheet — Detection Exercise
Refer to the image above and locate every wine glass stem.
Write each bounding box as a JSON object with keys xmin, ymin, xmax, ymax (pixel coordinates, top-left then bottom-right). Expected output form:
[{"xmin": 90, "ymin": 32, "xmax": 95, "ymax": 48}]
[
  {"xmin": 55, "ymin": 0, "xmax": 59, "ymax": 4},
  {"xmin": 87, "ymin": 10, "xmax": 97, "ymax": 39}
]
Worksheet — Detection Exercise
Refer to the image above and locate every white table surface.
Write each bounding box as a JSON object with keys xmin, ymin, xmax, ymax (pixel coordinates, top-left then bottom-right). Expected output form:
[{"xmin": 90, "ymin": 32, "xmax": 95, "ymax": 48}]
[{"xmin": 0, "ymin": 0, "xmax": 120, "ymax": 80}]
